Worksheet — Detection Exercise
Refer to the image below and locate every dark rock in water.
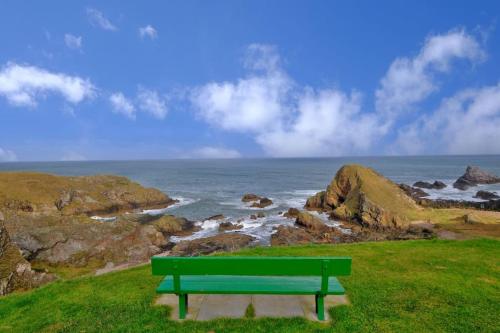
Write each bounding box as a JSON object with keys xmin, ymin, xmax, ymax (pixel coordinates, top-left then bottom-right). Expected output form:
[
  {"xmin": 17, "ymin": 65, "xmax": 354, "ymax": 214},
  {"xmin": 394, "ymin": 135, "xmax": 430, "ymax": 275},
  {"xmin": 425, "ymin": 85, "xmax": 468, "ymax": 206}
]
[
  {"xmin": 218, "ymin": 222, "xmax": 243, "ymax": 232},
  {"xmin": 241, "ymin": 193, "xmax": 261, "ymax": 202},
  {"xmin": 453, "ymin": 178, "xmax": 476, "ymax": 191},
  {"xmin": 250, "ymin": 214, "xmax": 257, "ymax": 220},
  {"xmin": 413, "ymin": 181, "xmax": 446, "ymax": 190},
  {"xmin": 206, "ymin": 214, "xmax": 225, "ymax": 221},
  {"xmin": 256, "ymin": 212, "xmax": 265, "ymax": 218},
  {"xmin": 453, "ymin": 166, "xmax": 500, "ymax": 190},
  {"xmin": 474, "ymin": 190, "xmax": 500, "ymax": 200},
  {"xmin": 171, "ymin": 233, "xmax": 255, "ymax": 256},
  {"xmin": 283, "ymin": 208, "xmax": 300, "ymax": 219},
  {"xmin": 399, "ymin": 184, "xmax": 429, "ymax": 199},
  {"xmin": 250, "ymin": 197, "xmax": 273, "ymax": 208}
]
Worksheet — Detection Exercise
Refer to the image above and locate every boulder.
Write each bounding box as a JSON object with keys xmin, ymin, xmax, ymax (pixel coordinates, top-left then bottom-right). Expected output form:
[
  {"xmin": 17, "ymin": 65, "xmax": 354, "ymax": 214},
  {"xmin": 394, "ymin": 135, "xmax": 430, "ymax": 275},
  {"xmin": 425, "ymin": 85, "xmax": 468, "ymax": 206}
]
[
  {"xmin": 241, "ymin": 194, "xmax": 261, "ymax": 202},
  {"xmin": 218, "ymin": 222, "xmax": 243, "ymax": 232},
  {"xmin": 271, "ymin": 225, "xmax": 315, "ymax": 245},
  {"xmin": 399, "ymin": 184, "xmax": 429, "ymax": 199},
  {"xmin": 283, "ymin": 208, "xmax": 300, "ymax": 219},
  {"xmin": 453, "ymin": 166, "xmax": 500, "ymax": 190},
  {"xmin": 474, "ymin": 190, "xmax": 500, "ymax": 200},
  {"xmin": 151, "ymin": 215, "xmax": 199, "ymax": 236},
  {"xmin": 295, "ymin": 211, "xmax": 328, "ymax": 231},
  {"xmin": 171, "ymin": 233, "xmax": 255, "ymax": 256},
  {"xmin": 250, "ymin": 197, "xmax": 273, "ymax": 208},
  {"xmin": 413, "ymin": 181, "xmax": 446, "ymax": 190},
  {"xmin": 305, "ymin": 164, "xmax": 418, "ymax": 229}
]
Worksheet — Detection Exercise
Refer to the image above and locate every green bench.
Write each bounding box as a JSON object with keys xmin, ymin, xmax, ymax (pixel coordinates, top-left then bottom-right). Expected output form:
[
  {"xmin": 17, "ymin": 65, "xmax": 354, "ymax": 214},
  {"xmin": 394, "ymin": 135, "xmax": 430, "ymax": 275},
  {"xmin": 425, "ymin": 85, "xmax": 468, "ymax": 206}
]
[{"xmin": 151, "ymin": 256, "xmax": 352, "ymax": 320}]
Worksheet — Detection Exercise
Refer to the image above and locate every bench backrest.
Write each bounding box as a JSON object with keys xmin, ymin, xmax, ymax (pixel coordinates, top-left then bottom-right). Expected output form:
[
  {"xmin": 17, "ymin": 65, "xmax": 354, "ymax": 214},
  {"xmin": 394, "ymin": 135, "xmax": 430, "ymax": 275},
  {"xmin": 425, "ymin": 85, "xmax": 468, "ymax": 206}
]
[{"xmin": 151, "ymin": 256, "xmax": 351, "ymax": 277}]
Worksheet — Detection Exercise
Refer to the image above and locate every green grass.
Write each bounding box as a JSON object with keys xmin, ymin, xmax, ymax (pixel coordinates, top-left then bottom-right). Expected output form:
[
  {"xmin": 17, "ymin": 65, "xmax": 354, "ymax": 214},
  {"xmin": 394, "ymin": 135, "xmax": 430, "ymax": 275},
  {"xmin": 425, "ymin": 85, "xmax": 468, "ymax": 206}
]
[{"xmin": 1, "ymin": 239, "xmax": 499, "ymax": 332}]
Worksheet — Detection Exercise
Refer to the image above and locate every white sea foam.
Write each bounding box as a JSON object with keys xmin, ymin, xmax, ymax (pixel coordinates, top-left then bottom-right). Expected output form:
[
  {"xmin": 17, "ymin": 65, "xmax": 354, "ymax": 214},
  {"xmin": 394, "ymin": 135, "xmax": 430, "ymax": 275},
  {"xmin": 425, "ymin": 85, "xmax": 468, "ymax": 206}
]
[
  {"xmin": 140, "ymin": 197, "xmax": 199, "ymax": 215},
  {"xmin": 412, "ymin": 181, "xmax": 500, "ymax": 202}
]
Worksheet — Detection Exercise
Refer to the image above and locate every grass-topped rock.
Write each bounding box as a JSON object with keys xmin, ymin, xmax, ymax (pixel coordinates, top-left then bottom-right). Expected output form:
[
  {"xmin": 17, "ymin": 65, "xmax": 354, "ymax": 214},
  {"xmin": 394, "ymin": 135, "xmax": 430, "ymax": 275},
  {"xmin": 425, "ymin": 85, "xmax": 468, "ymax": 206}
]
[
  {"xmin": 306, "ymin": 164, "xmax": 419, "ymax": 229},
  {"xmin": 0, "ymin": 172, "xmax": 177, "ymax": 216}
]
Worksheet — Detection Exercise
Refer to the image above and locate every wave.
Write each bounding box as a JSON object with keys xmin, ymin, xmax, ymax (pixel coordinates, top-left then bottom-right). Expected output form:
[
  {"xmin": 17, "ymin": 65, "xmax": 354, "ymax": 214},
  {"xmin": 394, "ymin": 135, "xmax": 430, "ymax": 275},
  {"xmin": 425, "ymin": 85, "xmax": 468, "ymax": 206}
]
[
  {"xmin": 140, "ymin": 197, "xmax": 199, "ymax": 215},
  {"xmin": 90, "ymin": 216, "xmax": 116, "ymax": 222}
]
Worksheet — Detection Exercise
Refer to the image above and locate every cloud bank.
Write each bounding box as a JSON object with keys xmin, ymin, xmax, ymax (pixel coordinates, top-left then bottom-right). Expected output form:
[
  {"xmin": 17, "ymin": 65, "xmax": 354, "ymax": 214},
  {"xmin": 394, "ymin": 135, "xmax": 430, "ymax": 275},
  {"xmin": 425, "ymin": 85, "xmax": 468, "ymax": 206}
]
[{"xmin": 0, "ymin": 147, "xmax": 17, "ymax": 162}]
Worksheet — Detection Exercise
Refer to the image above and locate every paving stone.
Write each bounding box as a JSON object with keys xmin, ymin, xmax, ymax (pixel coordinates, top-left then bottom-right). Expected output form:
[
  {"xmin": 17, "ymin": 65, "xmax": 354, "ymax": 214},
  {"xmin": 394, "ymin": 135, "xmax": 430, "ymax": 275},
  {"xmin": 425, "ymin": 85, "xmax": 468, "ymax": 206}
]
[
  {"xmin": 155, "ymin": 294, "xmax": 205, "ymax": 320},
  {"xmin": 197, "ymin": 295, "xmax": 251, "ymax": 320},
  {"xmin": 253, "ymin": 295, "xmax": 304, "ymax": 318}
]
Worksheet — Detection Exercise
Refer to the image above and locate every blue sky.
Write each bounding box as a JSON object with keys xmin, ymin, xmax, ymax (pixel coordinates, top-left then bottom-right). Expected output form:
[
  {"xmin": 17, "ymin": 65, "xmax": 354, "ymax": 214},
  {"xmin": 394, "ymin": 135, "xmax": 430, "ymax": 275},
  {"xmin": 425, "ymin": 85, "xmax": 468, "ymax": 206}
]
[{"xmin": 1, "ymin": 0, "xmax": 500, "ymax": 161}]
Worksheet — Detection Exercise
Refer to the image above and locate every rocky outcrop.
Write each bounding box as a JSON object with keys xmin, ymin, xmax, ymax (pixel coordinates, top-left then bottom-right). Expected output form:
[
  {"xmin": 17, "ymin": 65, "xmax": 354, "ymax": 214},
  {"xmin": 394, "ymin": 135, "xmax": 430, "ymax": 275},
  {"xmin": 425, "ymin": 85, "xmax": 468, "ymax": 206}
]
[
  {"xmin": 453, "ymin": 166, "xmax": 500, "ymax": 190},
  {"xmin": 0, "ymin": 172, "xmax": 185, "ymax": 274},
  {"xmin": 171, "ymin": 233, "xmax": 255, "ymax": 256},
  {"xmin": 305, "ymin": 165, "xmax": 419, "ymax": 229},
  {"xmin": 1, "ymin": 216, "xmax": 54, "ymax": 296},
  {"xmin": 241, "ymin": 194, "xmax": 273, "ymax": 208},
  {"xmin": 474, "ymin": 190, "xmax": 500, "ymax": 200},
  {"xmin": 413, "ymin": 181, "xmax": 446, "ymax": 190},
  {"xmin": 416, "ymin": 198, "xmax": 500, "ymax": 211},
  {"xmin": 399, "ymin": 184, "xmax": 429, "ymax": 199},
  {"xmin": 0, "ymin": 172, "xmax": 177, "ymax": 216}
]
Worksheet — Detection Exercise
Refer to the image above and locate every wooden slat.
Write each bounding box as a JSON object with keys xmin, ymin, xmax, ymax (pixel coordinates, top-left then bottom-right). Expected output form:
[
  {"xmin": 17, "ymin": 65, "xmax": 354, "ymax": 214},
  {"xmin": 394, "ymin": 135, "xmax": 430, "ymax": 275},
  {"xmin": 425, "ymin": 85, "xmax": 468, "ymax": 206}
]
[{"xmin": 151, "ymin": 256, "xmax": 351, "ymax": 277}]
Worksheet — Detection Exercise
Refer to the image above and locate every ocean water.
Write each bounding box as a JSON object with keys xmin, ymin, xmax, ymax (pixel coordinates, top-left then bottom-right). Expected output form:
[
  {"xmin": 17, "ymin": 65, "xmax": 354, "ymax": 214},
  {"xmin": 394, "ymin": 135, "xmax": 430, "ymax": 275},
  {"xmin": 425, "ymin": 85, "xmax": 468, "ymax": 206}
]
[{"xmin": 1, "ymin": 156, "xmax": 499, "ymax": 243}]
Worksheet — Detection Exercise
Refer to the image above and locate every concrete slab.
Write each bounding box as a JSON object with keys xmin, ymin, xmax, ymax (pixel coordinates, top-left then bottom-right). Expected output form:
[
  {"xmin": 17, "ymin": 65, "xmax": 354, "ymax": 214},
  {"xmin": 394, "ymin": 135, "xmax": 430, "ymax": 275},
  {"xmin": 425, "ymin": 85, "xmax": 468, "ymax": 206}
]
[
  {"xmin": 253, "ymin": 295, "xmax": 304, "ymax": 318},
  {"xmin": 197, "ymin": 295, "xmax": 251, "ymax": 320},
  {"xmin": 154, "ymin": 294, "xmax": 350, "ymax": 322}
]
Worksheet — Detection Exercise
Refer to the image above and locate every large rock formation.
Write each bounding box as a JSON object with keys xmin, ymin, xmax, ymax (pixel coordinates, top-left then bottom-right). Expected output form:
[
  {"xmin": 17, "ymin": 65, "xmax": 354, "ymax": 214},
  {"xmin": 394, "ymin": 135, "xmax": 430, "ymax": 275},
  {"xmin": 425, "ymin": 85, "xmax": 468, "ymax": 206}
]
[
  {"xmin": 305, "ymin": 165, "xmax": 419, "ymax": 229},
  {"xmin": 1, "ymin": 214, "xmax": 54, "ymax": 295},
  {"xmin": 0, "ymin": 172, "xmax": 186, "ymax": 276},
  {"xmin": 474, "ymin": 190, "xmax": 500, "ymax": 200},
  {"xmin": 453, "ymin": 166, "xmax": 500, "ymax": 190},
  {"xmin": 0, "ymin": 172, "xmax": 177, "ymax": 216}
]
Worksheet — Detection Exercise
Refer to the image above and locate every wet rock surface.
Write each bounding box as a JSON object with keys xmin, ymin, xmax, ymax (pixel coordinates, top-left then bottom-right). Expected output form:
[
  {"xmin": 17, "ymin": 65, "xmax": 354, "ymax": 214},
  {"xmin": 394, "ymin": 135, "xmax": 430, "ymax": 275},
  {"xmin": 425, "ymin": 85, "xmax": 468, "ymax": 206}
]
[
  {"xmin": 399, "ymin": 184, "xmax": 429, "ymax": 199},
  {"xmin": 413, "ymin": 181, "xmax": 446, "ymax": 190}
]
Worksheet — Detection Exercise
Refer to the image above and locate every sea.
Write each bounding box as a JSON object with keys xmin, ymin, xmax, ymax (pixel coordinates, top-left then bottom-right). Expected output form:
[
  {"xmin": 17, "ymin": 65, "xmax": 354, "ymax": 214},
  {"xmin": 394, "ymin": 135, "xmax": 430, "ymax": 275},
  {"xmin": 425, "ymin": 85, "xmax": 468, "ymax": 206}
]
[{"xmin": 1, "ymin": 155, "xmax": 499, "ymax": 244}]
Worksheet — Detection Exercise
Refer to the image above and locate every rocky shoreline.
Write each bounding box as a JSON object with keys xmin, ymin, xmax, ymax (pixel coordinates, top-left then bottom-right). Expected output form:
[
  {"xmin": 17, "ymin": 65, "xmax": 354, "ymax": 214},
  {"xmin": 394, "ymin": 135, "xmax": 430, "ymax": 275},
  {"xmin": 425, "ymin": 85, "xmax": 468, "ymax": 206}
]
[{"xmin": 1, "ymin": 165, "xmax": 499, "ymax": 295}]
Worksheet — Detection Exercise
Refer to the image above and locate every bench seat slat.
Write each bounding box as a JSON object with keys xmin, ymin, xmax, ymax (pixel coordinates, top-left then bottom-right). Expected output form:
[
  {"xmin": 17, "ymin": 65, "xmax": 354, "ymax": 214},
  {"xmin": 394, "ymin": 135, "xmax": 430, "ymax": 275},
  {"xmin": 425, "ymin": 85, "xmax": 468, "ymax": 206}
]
[{"xmin": 156, "ymin": 275, "xmax": 345, "ymax": 295}]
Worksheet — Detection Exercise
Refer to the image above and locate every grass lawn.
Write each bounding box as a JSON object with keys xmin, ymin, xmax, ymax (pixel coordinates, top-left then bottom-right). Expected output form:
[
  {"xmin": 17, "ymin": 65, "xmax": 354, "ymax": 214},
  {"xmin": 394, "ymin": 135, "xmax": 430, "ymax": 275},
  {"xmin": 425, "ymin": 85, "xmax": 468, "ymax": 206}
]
[{"xmin": 0, "ymin": 239, "xmax": 499, "ymax": 332}]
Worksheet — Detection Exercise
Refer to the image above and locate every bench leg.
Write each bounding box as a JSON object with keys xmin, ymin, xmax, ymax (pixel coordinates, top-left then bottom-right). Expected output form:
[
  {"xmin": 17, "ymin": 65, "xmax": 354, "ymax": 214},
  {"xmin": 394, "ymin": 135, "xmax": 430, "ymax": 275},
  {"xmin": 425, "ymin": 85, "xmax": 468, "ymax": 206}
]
[
  {"xmin": 315, "ymin": 294, "xmax": 325, "ymax": 321},
  {"xmin": 179, "ymin": 294, "xmax": 188, "ymax": 319}
]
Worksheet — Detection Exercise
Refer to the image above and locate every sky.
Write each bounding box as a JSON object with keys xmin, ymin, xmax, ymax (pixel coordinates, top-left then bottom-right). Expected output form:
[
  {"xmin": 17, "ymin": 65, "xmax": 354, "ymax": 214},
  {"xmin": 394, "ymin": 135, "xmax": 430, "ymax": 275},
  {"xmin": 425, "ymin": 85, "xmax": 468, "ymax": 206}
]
[{"xmin": 1, "ymin": 0, "xmax": 500, "ymax": 161}]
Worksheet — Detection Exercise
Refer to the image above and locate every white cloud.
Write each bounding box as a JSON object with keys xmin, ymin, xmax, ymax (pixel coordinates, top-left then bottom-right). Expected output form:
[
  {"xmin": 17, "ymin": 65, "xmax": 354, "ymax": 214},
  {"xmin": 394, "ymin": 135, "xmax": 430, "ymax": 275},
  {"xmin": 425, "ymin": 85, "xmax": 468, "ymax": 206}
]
[
  {"xmin": 64, "ymin": 34, "xmax": 82, "ymax": 50},
  {"xmin": 109, "ymin": 92, "xmax": 135, "ymax": 119},
  {"xmin": 0, "ymin": 147, "xmax": 17, "ymax": 162},
  {"xmin": 376, "ymin": 29, "xmax": 485, "ymax": 120},
  {"xmin": 191, "ymin": 44, "xmax": 381, "ymax": 157},
  {"xmin": 188, "ymin": 147, "xmax": 242, "ymax": 159},
  {"xmin": 394, "ymin": 83, "xmax": 500, "ymax": 155},
  {"xmin": 86, "ymin": 8, "xmax": 117, "ymax": 31},
  {"xmin": 139, "ymin": 25, "xmax": 157, "ymax": 39},
  {"xmin": 61, "ymin": 151, "xmax": 87, "ymax": 161},
  {"xmin": 137, "ymin": 87, "xmax": 167, "ymax": 119},
  {"xmin": 0, "ymin": 62, "xmax": 95, "ymax": 107}
]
